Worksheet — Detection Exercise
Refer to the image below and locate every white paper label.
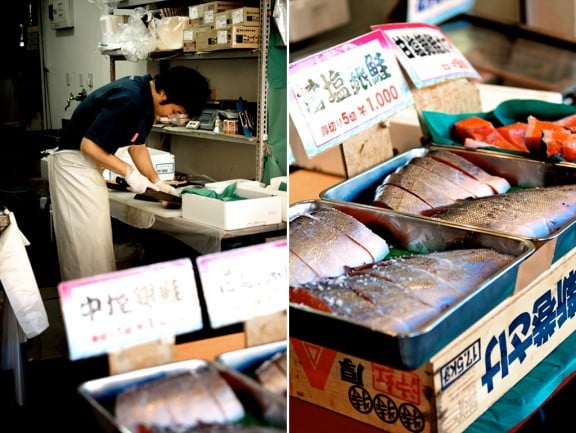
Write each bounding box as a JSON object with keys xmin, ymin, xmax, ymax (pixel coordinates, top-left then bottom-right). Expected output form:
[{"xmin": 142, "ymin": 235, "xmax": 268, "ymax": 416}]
[
  {"xmin": 288, "ymin": 30, "xmax": 413, "ymax": 158},
  {"xmin": 58, "ymin": 258, "xmax": 203, "ymax": 360},
  {"xmin": 197, "ymin": 240, "xmax": 287, "ymax": 328}
]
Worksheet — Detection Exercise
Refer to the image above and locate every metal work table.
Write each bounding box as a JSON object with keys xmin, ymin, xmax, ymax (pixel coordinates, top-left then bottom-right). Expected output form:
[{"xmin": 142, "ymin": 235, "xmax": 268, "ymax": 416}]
[{"xmin": 108, "ymin": 190, "xmax": 286, "ymax": 254}]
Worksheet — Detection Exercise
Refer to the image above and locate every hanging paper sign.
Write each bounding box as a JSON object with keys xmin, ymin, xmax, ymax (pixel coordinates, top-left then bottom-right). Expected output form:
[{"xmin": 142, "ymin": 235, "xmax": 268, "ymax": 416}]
[
  {"xmin": 406, "ymin": 0, "xmax": 475, "ymax": 25},
  {"xmin": 58, "ymin": 258, "xmax": 203, "ymax": 361},
  {"xmin": 288, "ymin": 30, "xmax": 413, "ymax": 158},
  {"xmin": 372, "ymin": 22, "xmax": 480, "ymax": 88},
  {"xmin": 197, "ymin": 239, "xmax": 287, "ymax": 328}
]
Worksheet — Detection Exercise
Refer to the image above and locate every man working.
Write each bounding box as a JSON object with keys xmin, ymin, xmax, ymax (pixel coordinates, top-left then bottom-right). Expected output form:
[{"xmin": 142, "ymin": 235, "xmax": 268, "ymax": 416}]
[{"xmin": 48, "ymin": 66, "xmax": 210, "ymax": 281}]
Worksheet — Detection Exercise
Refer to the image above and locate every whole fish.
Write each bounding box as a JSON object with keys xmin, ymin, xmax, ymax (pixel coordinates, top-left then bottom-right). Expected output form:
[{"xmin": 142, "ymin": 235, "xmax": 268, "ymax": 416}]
[
  {"xmin": 116, "ymin": 367, "xmax": 246, "ymax": 433},
  {"xmin": 373, "ymin": 151, "xmax": 509, "ymax": 213},
  {"xmin": 427, "ymin": 149, "xmax": 511, "ymax": 194},
  {"xmin": 291, "ymin": 248, "xmax": 515, "ymax": 333},
  {"xmin": 289, "ymin": 207, "xmax": 389, "ymax": 286},
  {"xmin": 421, "ymin": 184, "xmax": 576, "ymax": 238},
  {"xmin": 255, "ymin": 351, "xmax": 287, "ymax": 397},
  {"xmin": 291, "ymin": 274, "xmax": 439, "ymax": 333}
]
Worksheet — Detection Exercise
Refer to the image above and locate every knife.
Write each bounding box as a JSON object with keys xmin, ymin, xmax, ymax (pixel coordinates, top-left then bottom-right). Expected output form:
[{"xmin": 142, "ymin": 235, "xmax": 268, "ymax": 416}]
[{"xmin": 134, "ymin": 188, "xmax": 182, "ymax": 207}]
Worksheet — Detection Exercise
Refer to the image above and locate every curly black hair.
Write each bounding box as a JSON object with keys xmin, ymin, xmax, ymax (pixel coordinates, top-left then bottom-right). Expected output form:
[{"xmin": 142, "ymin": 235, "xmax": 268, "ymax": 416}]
[{"xmin": 154, "ymin": 66, "xmax": 211, "ymax": 117}]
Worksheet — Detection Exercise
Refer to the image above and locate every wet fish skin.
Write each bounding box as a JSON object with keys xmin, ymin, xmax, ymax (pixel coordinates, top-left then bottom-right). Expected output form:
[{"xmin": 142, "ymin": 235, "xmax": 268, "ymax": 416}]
[
  {"xmin": 410, "ymin": 156, "xmax": 494, "ymax": 198},
  {"xmin": 383, "ymin": 163, "xmax": 468, "ymax": 208},
  {"xmin": 289, "ymin": 208, "xmax": 389, "ymax": 285},
  {"xmin": 299, "ymin": 274, "xmax": 438, "ymax": 333},
  {"xmin": 293, "ymin": 248, "xmax": 515, "ymax": 333},
  {"xmin": 373, "ymin": 183, "xmax": 432, "ymax": 214},
  {"xmin": 428, "ymin": 149, "xmax": 511, "ymax": 194},
  {"xmin": 255, "ymin": 351, "xmax": 287, "ymax": 397},
  {"xmin": 373, "ymin": 152, "xmax": 506, "ymax": 213},
  {"xmin": 422, "ymin": 184, "xmax": 576, "ymax": 238}
]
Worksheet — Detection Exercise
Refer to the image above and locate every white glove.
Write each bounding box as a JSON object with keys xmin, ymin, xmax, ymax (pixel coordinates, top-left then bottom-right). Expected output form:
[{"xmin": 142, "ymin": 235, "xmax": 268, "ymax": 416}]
[
  {"xmin": 154, "ymin": 179, "xmax": 178, "ymax": 196},
  {"xmin": 124, "ymin": 166, "xmax": 159, "ymax": 194}
]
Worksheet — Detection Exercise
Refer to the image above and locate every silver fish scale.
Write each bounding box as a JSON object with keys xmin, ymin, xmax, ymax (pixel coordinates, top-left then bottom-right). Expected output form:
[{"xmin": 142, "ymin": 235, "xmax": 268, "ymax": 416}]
[{"xmin": 425, "ymin": 185, "xmax": 576, "ymax": 238}]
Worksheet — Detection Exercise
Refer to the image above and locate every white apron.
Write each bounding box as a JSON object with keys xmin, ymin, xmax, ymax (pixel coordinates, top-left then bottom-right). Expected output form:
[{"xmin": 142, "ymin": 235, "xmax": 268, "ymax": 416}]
[{"xmin": 47, "ymin": 150, "xmax": 116, "ymax": 281}]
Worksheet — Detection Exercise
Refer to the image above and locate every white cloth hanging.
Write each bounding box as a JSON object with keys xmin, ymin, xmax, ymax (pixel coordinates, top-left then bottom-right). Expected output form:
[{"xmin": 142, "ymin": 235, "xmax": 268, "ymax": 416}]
[{"xmin": 0, "ymin": 211, "xmax": 49, "ymax": 338}]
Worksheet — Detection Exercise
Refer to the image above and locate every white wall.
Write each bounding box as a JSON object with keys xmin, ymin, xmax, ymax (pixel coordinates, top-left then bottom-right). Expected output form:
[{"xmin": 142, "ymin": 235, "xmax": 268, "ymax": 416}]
[{"xmin": 40, "ymin": 0, "xmax": 145, "ymax": 129}]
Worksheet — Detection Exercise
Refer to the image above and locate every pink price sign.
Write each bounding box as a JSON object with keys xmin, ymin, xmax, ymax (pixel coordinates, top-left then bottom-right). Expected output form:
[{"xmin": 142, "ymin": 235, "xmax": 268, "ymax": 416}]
[
  {"xmin": 58, "ymin": 258, "xmax": 203, "ymax": 360},
  {"xmin": 289, "ymin": 30, "xmax": 413, "ymax": 159}
]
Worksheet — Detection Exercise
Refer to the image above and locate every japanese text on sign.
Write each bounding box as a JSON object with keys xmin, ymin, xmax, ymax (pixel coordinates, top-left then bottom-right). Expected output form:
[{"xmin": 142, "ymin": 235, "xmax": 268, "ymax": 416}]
[
  {"xmin": 373, "ymin": 22, "xmax": 480, "ymax": 87},
  {"xmin": 58, "ymin": 258, "xmax": 203, "ymax": 360},
  {"xmin": 339, "ymin": 357, "xmax": 425, "ymax": 432},
  {"xmin": 197, "ymin": 240, "xmax": 287, "ymax": 328},
  {"xmin": 289, "ymin": 30, "xmax": 413, "ymax": 158},
  {"xmin": 480, "ymin": 269, "xmax": 576, "ymax": 392}
]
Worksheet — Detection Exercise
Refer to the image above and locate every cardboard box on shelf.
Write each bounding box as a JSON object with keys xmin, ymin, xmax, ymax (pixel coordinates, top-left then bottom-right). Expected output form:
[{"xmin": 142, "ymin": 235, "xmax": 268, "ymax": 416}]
[
  {"xmin": 214, "ymin": 7, "xmax": 260, "ymax": 29},
  {"xmin": 182, "ymin": 24, "xmax": 213, "ymax": 52},
  {"xmin": 290, "ymin": 245, "xmax": 576, "ymax": 433},
  {"xmin": 102, "ymin": 147, "xmax": 175, "ymax": 181},
  {"xmin": 188, "ymin": 1, "xmax": 244, "ymax": 26},
  {"xmin": 196, "ymin": 25, "xmax": 259, "ymax": 51},
  {"xmin": 181, "ymin": 184, "xmax": 282, "ymax": 230}
]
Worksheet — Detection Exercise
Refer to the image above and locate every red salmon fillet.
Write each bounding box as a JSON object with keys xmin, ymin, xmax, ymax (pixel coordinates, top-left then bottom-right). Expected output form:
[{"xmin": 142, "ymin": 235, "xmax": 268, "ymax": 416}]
[
  {"xmin": 561, "ymin": 135, "xmax": 576, "ymax": 162},
  {"xmin": 542, "ymin": 129, "xmax": 568, "ymax": 158},
  {"xmin": 554, "ymin": 113, "xmax": 576, "ymax": 132},
  {"xmin": 496, "ymin": 122, "xmax": 529, "ymax": 152},
  {"xmin": 542, "ymin": 128, "xmax": 576, "ymax": 162},
  {"xmin": 454, "ymin": 116, "xmax": 527, "ymax": 152},
  {"xmin": 524, "ymin": 115, "xmax": 566, "ymax": 152}
]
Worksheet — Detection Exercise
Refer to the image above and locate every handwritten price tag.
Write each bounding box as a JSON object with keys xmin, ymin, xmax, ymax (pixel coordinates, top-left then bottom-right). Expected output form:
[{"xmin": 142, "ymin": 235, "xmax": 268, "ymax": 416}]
[
  {"xmin": 373, "ymin": 22, "xmax": 480, "ymax": 87},
  {"xmin": 58, "ymin": 258, "xmax": 203, "ymax": 360},
  {"xmin": 196, "ymin": 239, "xmax": 287, "ymax": 328},
  {"xmin": 289, "ymin": 30, "xmax": 413, "ymax": 158}
]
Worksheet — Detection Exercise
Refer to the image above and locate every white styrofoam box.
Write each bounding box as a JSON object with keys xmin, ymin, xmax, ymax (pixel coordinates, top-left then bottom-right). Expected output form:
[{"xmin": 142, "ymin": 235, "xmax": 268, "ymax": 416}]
[
  {"xmin": 269, "ymin": 176, "xmax": 287, "ymax": 190},
  {"xmin": 387, "ymin": 83, "xmax": 564, "ymax": 156},
  {"xmin": 181, "ymin": 184, "xmax": 282, "ymax": 230},
  {"xmin": 239, "ymin": 178, "xmax": 288, "ymax": 222},
  {"xmin": 204, "ymin": 179, "xmax": 263, "ymax": 194},
  {"xmin": 102, "ymin": 146, "xmax": 175, "ymax": 181},
  {"xmin": 289, "ymin": 0, "xmax": 350, "ymax": 43}
]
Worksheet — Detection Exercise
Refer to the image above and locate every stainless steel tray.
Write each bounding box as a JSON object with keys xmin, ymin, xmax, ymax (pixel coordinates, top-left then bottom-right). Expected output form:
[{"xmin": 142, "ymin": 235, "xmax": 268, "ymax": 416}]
[
  {"xmin": 78, "ymin": 359, "xmax": 287, "ymax": 433},
  {"xmin": 289, "ymin": 200, "xmax": 535, "ymax": 370},
  {"xmin": 320, "ymin": 146, "xmax": 576, "ymax": 261},
  {"xmin": 216, "ymin": 340, "xmax": 286, "ymax": 373}
]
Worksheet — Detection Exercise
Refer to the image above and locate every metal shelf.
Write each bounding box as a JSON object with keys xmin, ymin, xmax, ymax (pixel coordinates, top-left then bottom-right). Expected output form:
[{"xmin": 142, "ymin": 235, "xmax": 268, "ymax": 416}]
[
  {"xmin": 152, "ymin": 125, "xmax": 258, "ymax": 144},
  {"xmin": 105, "ymin": 0, "xmax": 270, "ymax": 181}
]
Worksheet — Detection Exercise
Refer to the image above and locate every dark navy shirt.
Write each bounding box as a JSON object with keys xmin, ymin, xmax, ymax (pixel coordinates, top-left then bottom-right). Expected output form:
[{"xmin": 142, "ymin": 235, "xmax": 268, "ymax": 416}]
[{"xmin": 59, "ymin": 74, "xmax": 154, "ymax": 153}]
